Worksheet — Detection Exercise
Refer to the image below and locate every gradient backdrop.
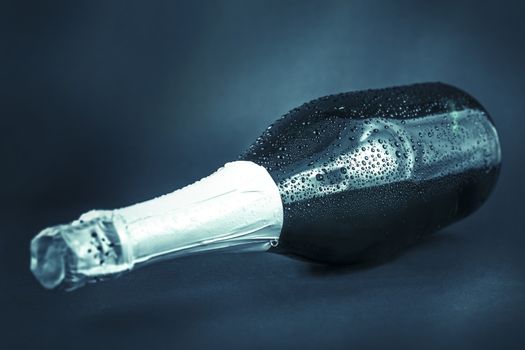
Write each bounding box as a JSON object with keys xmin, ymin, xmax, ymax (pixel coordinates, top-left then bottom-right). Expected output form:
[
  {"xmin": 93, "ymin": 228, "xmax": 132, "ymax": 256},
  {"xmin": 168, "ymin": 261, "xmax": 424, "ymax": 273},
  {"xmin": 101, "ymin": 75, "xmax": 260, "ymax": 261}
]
[{"xmin": 1, "ymin": 1, "xmax": 524, "ymax": 349}]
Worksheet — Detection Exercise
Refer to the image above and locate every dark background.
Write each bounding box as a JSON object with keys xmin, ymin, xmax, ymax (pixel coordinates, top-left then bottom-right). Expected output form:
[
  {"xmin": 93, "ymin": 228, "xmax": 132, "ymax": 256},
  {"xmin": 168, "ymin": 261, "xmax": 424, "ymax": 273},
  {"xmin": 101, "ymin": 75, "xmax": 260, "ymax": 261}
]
[{"xmin": 1, "ymin": 0, "xmax": 524, "ymax": 349}]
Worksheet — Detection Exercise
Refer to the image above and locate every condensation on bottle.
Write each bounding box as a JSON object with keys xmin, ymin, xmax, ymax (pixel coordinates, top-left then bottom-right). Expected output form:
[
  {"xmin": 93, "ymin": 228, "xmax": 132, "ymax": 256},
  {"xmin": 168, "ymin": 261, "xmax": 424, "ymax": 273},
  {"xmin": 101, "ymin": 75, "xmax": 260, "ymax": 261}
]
[{"xmin": 241, "ymin": 82, "xmax": 501, "ymax": 263}]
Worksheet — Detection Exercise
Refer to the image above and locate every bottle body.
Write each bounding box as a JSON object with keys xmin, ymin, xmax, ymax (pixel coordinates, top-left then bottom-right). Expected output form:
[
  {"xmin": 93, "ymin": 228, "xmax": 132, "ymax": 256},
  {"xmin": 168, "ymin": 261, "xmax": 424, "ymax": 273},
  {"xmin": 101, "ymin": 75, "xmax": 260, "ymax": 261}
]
[{"xmin": 241, "ymin": 83, "xmax": 501, "ymax": 263}]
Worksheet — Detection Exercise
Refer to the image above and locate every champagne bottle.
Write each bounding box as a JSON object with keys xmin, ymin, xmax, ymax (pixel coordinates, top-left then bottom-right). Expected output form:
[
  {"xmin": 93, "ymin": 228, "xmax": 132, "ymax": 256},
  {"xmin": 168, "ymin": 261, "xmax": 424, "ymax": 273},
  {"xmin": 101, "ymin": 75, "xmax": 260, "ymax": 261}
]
[{"xmin": 30, "ymin": 82, "xmax": 501, "ymax": 291}]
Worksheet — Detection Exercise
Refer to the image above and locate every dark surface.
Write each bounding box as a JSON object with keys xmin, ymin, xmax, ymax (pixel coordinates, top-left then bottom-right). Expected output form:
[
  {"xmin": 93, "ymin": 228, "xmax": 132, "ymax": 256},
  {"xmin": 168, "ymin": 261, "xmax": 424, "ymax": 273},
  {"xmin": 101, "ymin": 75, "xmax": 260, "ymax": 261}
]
[
  {"xmin": 242, "ymin": 83, "xmax": 501, "ymax": 263},
  {"xmin": 1, "ymin": 1, "xmax": 525, "ymax": 349}
]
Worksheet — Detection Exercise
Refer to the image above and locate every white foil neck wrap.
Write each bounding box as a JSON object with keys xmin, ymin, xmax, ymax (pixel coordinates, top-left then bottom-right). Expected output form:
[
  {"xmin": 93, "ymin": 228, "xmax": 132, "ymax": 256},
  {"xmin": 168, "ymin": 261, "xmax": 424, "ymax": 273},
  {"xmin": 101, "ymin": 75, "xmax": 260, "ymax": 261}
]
[{"xmin": 108, "ymin": 160, "xmax": 283, "ymax": 268}]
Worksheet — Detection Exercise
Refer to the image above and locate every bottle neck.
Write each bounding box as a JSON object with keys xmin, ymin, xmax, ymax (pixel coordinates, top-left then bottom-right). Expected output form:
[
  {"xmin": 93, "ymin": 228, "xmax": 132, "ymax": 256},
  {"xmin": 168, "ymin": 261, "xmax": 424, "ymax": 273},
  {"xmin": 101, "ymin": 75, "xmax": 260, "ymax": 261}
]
[{"xmin": 106, "ymin": 161, "xmax": 283, "ymax": 268}]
